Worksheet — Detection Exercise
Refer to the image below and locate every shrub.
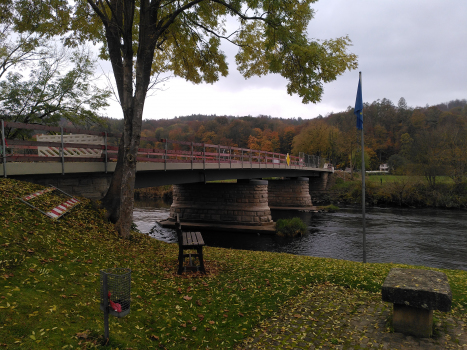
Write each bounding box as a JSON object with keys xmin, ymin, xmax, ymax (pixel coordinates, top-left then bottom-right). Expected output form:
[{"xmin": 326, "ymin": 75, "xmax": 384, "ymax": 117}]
[
  {"xmin": 275, "ymin": 217, "xmax": 307, "ymax": 237},
  {"xmin": 321, "ymin": 204, "xmax": 340, "ymax": 212}
]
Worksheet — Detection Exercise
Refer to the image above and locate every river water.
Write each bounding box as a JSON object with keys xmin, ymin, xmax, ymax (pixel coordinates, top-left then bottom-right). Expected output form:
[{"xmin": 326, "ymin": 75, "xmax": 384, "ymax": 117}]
[{"xmin": 133, "ymin": 200, "xmax": 467, "ymax": 271}]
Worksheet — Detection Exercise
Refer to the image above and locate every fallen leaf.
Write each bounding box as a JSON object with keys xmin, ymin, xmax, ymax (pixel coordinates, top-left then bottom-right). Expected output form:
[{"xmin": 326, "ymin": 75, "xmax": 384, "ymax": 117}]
[
  {"xmin": 76, "ymin": 331, "xmax": 89, "ymax": 339},
  {"xmin": 183, "ymin": 295, "xmax": 192, "ymax": 301},
  {"xmin": 192, "ymin": 326, "xmax": 197, "ymax": 331}
]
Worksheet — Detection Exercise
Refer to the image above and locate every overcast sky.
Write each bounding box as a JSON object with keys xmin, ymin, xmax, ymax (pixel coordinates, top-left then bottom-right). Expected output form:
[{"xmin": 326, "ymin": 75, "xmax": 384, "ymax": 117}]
[{"xmin": 101, "ymin": 0, "xmax": 467, "ymax": 120}]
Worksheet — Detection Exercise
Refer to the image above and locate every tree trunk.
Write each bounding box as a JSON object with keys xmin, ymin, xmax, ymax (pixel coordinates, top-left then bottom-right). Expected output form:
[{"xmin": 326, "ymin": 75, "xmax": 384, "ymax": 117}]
[
  {"xmin": 101, "ymin": 105, "xmax": 143, "ymax": 238},
  {"xmin": 98, "ymin": 5, "xmax": 155, "ymax": 238}
]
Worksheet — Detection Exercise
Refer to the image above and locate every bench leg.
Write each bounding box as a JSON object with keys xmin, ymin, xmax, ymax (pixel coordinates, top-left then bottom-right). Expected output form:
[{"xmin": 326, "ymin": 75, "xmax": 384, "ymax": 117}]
[
  {"xmin": 197, "ymin": 247, "xmax": 206, "ymax": 274},
  {"xmin": 178, "ymin": 247, "xmax": 184, "ymax": 275}
]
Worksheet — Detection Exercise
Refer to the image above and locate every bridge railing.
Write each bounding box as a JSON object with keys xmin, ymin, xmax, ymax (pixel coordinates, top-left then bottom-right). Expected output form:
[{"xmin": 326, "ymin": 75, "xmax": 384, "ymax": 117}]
[{"xmin": 1, "ymin": 120, "xmax": 320, "ymax": 176}]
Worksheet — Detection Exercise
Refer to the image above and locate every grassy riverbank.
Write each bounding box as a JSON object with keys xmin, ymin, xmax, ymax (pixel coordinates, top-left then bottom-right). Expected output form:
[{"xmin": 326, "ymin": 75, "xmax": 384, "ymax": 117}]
[
  {"xmin": 1, "ymin": 178, "xmax": 466, "ymax": 349},
  {"xmin": 325, "ymin": 173, "xmax": 467, "ymax": 209}
]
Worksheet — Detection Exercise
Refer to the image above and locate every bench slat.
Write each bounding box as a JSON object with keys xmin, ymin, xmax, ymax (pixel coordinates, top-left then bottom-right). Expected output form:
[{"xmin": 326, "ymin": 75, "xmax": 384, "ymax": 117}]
[
  {"xmin": 182, "ymin": 231, "xmax": 204, "ymax": 247},
  {"xmin": 194, "ymin": 232, "xmax": 205, "ymax": 245}
]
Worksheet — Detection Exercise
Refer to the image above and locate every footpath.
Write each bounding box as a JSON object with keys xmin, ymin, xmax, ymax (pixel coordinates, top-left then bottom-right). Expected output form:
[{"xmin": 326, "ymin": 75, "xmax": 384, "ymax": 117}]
[{"xmin": 238, "ymin": 283, "xmax": 467, "ymax": 350}]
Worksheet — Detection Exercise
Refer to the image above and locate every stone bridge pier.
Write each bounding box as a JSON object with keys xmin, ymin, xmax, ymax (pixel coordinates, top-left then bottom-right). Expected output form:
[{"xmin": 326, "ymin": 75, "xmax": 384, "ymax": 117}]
[
  {"xmin": 308, "ymin": 172, "xmax": 330, "ymax": 194},
  {"xmin": 169, "ymin": 179, "xmax": 273, "ymax": 228},
  {"xmin": 165, "ymin": 177, "xmax": 316, "ymax": 233},
  {"xmin": 268, "ymin": 177, "xmax": 313, "ymax": 209}
]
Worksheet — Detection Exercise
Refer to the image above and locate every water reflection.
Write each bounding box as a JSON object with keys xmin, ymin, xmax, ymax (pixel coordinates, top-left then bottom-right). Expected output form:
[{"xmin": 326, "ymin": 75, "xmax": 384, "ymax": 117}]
[{"xmin": 133, "ymin": 201, "xmax": 467, "ymax": 271}]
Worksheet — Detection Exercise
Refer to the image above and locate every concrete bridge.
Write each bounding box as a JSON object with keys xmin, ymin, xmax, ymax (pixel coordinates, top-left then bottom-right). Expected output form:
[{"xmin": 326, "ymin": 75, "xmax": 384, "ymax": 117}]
[{"xmin": 1, "ymin": 120, "xmax": 332, "ymax": 232}]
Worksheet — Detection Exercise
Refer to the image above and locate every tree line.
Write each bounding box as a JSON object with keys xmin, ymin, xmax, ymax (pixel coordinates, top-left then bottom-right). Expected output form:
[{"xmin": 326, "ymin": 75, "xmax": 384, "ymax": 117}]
[
  {"xmin": 292, "ymin": 97, "xmax": 467, "ymax": 185},
  {"xmin": 93, "ymin": 96, "xmax": 467, "ymax": 186}
]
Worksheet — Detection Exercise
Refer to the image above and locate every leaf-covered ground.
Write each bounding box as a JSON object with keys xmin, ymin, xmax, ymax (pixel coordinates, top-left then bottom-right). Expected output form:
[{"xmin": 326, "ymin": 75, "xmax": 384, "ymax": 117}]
[
  {"xmin": 0, "ymin": 178, "xmax": 466, "ymax": 349},
  {"xmin": 239, "ymin": 283, "xmax": 467, "ymax": 349}
]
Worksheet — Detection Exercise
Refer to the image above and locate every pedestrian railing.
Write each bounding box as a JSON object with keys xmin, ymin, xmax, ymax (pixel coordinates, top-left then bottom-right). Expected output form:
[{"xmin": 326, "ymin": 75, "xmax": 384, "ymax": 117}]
[{"xmin": 1, "ymin": 120, "xmax": 320, "ymax": 177}]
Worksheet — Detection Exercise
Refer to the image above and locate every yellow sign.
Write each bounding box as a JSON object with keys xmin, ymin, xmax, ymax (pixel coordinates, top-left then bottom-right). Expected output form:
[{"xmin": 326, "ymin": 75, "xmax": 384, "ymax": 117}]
[{"xmin": 286, "ymin": 153, "xmax": 290, "ymax": 166}]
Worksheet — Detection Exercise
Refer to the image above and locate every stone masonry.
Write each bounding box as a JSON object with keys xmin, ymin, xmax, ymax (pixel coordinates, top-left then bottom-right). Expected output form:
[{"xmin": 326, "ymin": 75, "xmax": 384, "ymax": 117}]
[
  {"xmin": 268, "ymin": 177, "xmax": 312, "ymax": 208},
  {"xmin": 13, "ymin": 173, "xmax": 112, "ymax": 200},
  {"xmin": 170, "ymin": 179, "xmax": 273, "ymax": 226},
  {"xmin": 308, "ymin": 172, "xmax": 329, "ymax": 193}
]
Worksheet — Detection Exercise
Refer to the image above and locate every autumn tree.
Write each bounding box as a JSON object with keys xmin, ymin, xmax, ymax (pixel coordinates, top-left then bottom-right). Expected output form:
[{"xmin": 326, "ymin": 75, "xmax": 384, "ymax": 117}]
[
  {"xmin": 291, "ymin": 119, "xmax": 340, "ymax": 162},
  {"xmin": 8, "ymin": 0, "xmax": 358, "ymax": 237},
  {"xmin": 279, "ymin": 126, "xmax": 296, "ymax": 154},
  {"xmin": 0, "ymin": 47, "xmax": 110, "ymax": 138}
]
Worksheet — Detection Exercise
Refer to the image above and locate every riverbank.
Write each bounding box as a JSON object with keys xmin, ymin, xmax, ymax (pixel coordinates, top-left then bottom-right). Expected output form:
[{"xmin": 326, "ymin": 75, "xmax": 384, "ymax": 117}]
[
  {"xmin": 319, "ymin": 173, "xmax": 467, "ymax": 209},
  {"xmin": 1, "ymin": 178, "xmax": 467, "ymax": 349},
  {"xmin": 134, "ymin": 185, "xmax": 173, "ymax": 201}
]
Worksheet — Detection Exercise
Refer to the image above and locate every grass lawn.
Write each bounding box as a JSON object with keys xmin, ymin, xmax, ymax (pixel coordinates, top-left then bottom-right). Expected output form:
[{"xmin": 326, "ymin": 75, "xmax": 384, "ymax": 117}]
[{"xmin": 1, "ymin": 178, "xmax": 466, "ymax": 349}]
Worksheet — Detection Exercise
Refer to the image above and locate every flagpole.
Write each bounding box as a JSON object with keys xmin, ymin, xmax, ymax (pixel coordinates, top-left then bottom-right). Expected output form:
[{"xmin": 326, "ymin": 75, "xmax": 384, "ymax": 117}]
[{"xmin": 360, "ymin": 72, "xmax": 366, "ymax": 263}]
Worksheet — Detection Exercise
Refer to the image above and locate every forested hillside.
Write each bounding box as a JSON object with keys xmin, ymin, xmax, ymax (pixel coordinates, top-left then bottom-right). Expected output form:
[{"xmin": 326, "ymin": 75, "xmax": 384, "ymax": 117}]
[
  {"xmin": 74, "ymin": 97, "xmax": 467, "ymax": 183},
  {"xmin": 293, "ymin": 98, "xmax": 467, "ymax": 185}
]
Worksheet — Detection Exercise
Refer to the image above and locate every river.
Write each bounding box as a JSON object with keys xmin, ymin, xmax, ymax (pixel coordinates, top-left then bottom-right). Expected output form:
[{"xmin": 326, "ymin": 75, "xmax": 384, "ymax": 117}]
[{"xmin": 133, "ymin": 200, "xmax": 467, "ymax": 271}]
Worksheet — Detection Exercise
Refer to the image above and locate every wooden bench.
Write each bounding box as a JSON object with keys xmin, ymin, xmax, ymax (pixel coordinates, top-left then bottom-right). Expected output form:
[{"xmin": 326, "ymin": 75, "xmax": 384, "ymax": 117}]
[
  {"xmin": 382, "ymin": 268, "xmax": 452, "ymax": 338},
  {"xmin": 175, "ymin": 215, "xmax": 206, "ymax": 274}
]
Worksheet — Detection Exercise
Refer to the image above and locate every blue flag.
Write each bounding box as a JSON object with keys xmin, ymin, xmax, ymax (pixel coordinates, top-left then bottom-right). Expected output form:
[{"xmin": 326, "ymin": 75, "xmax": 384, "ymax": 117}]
[{"xmin": 354, "ymin": 76, "xmax": 363, "ymax": 130}]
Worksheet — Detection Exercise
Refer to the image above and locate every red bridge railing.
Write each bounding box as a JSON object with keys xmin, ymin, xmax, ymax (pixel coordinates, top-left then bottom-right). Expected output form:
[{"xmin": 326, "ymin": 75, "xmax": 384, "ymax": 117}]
[{"xmin": 1, "ymin": 120, "xmax": 321, "ymax": 176}]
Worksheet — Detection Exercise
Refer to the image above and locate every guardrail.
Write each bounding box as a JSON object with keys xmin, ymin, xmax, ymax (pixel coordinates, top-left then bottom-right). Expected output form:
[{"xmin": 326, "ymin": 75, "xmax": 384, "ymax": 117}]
[{"xmin": 1, "ymin": 120, "xmax": 322, "ymax": 177}]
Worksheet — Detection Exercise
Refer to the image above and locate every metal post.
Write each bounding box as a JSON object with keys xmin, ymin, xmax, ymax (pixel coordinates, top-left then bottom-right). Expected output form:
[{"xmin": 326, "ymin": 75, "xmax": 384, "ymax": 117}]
[
  {"xmin": 60, "ymin": 127, "xmax": 65, "ymax": 175},
  {"xmin": 229, "ymin": 146, "xmax": 231, "ymax": 168},
  {"xmin": 1, "ymin": 120, "xmax": 6, "ymax": 178},
  {"xmin": 273, "ymin": 153, "xmax": 275, "ymax": 168},
  {"xmin": 241, "ymin": 149, "xmax": 243, "ymax": 169},
  {"xmin": 191, "ymin": 142, "xmax": 193, "ymax": 170},
  {"xmin": 103, "ymin": 273, "xmax": 109, "ymax": 340},
  {"xmin": 218, "ymin": 145, "xmax": 220, "ymax": 170},
  {"xmin": 250, "ymin": 149, "xmax": 252, "ymax": 169},
  {"xmin": 360, "ymin": 72, "xmax": 367, "ymax": 264},
  {"xmin": 104, "ymin": 132, "xmax": 108, "ymax": 174},
  {"xmin": 164, "ymin": 139, "xmax": 167, "ymax": 171},
  {"xmin": 203, "ymin": 144, "xmax": 205, "ymax": 171}
]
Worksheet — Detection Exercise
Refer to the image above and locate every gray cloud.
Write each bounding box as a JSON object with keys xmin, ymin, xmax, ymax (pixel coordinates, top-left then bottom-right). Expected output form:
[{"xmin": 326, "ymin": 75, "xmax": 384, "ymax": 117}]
[{"xmin": 103, "ymin": 0, "xmax": 467, "ymax": 119}]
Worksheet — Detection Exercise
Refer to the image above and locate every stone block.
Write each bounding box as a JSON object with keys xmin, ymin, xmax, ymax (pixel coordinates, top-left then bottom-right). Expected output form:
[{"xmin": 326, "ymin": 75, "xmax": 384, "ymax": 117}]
[
  {"xmin": 94, "ymin": 185, "xmax": 109, "ymax": 193},
  {"xmin": 92, "ymin": 177, "xmax": 110, "ymax": 186},
  {"xmin": 58, "ymin": 178, "xmax": 79, "ymax": 186},
  {"xmin": 382, "ymin": 268, "xmax": 452, "ymax": 312},
  {"xmin": 79, "ymin": 178, "xmax": 92, "ymax": 186},
  {"xmin": 382, "ymin": 268, "xmax": 452, "ymax": 338},
  {"xmin": 58, "ymin": 186, "xmax": 73, "ymax": 194}
]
